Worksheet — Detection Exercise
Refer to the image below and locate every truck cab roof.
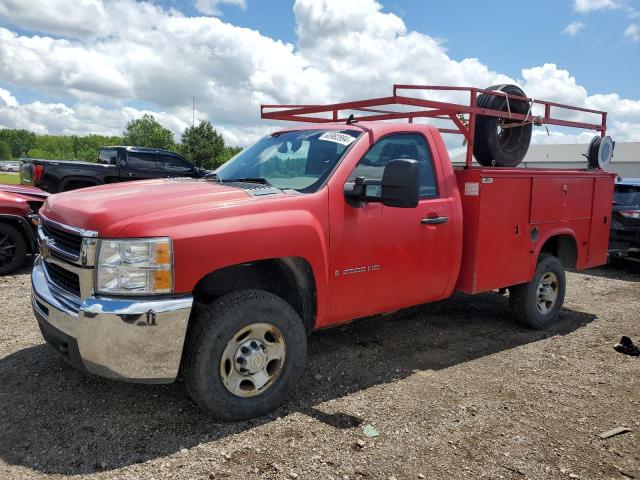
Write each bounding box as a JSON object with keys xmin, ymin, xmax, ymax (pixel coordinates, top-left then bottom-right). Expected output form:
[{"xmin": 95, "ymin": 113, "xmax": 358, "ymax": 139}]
[{"xmin": 101, "ymin": 146, "xmax": 180, "ymax": 155}]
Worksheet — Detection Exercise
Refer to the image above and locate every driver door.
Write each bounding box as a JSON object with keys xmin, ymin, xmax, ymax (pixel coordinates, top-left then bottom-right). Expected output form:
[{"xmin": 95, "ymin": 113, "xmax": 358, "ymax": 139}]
[
  {"xmin": 121, "ymin": 153, "xmax": 165, "ymax": 181},
  {"xmin": 328, "ymin": 132, "xmax": 454, "ymax": 323}
]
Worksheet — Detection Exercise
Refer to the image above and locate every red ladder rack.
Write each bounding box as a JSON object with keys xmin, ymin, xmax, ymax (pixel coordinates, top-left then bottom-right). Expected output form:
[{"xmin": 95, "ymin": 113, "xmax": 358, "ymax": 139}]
[{"xmin": 261, "ymin": 85, "xmax": 607, "ymax": 168}]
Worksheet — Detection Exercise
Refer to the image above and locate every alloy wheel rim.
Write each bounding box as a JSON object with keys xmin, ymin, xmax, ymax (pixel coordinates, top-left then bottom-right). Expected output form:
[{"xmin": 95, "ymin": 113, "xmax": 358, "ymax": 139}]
[
  {"xmin": 0, "ymin": 233, "xmax": 16, "ymax": 267},
  {"xmin": 536, "ymin": 272, "xmax": 559, "ymax": 315},
  {"xmin": 219, "ymin": 323, "xmax": 286, "ymax": 398}
]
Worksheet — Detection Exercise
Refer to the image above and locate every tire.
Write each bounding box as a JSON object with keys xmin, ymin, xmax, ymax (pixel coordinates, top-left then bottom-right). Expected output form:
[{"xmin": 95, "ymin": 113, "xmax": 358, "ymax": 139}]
[
  {"xmin": 509, "ymin": 254, "xmax": 566, "ymax": 329},
  {"xmin": 474, "ymin": 84, "xmax": 533, "ymax": 167},
  {"xmin": 0, "ymin": 223, "xmax": 27, "ymax": 275},
  {"xmin": 182, "ymin": 289, "xmax": 307, "ymax": 421}
]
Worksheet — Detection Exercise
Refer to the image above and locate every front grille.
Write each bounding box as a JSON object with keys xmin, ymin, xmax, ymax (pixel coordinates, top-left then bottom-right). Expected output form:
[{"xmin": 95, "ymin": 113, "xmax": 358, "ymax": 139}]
[
  {"xmin": 46, "ymin": 262, "xmax": 81, "ymax": 297},
  {"xmin": 42, "ymin": 221, "xmax": 83, "ymax": 258}
]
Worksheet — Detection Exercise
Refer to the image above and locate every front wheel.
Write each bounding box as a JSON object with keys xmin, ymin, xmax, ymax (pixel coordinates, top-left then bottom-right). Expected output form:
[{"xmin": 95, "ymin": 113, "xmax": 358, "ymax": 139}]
[
  {"xmin": 509, "ymin": 254, "xmax": 566, "ymax": 329},
  {"xmin": 0, "ymin": 223, "xmax": 27, "ymax": 275},
  {"xmin": 182, "ymin": 289, "xmax": 307, "ymax": 421}
]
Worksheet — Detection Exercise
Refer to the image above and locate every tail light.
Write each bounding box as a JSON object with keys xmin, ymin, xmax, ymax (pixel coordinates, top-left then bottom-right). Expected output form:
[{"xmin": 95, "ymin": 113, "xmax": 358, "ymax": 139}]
[
  {"xmin": 33, "ymin": 164, "xmax": 44, "ymax": 183},
  {"xmin": 620, "ymin": 210, "xmax": 640, "ymax": 219}
]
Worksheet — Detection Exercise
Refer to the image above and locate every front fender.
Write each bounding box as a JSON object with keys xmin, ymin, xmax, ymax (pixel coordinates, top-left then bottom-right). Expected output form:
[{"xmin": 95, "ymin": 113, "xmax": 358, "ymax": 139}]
[
  {"xmin": 176, "ymin": 210, "xmax": 330, "ymax": 322},
  {"xmin": 118, "ymin": 191, "xmax": 332, "ymax": 325}
]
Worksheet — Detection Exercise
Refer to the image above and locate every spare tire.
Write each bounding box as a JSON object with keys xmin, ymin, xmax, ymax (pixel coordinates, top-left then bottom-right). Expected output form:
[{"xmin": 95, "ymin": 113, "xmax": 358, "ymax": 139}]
[{"xmin": 473, "ymin": 84, "xmax": 532, "ymax": 167}]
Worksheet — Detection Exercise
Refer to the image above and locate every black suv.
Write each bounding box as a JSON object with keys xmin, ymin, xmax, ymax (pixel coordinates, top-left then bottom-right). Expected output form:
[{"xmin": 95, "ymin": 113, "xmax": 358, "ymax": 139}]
[{"xmin": 610, "ymin": 178, "xmax": 640, "ymax": 262}]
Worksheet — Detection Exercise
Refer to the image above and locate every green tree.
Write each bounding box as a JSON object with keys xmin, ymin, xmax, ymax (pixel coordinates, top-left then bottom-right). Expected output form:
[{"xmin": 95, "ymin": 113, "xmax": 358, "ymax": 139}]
[
  {"xmin": 0, "ymin": 141, "xmax": 11, "ymax": 161},
  {"xmin": 0, "ymin": 129, "xmax": 37, "ymax": 158},
  {"xmin": 217, "ymin": 146, "xmax": 242, "ymax": 166},
  {"xmin": 179, "ymin": 121, "xmax": 226, "ymax": 169},
  {"xmin": 122, "ymin": 114, "xmax": 174, "ymax": 149},
  {"xmin": 26, "ymin": 148, "xmax": 58, "ymax": 159}
]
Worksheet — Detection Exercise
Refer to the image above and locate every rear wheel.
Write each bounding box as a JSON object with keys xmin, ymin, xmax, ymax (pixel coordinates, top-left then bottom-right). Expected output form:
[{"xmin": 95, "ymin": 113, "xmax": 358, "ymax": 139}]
[
  {"xmin": 0, "ymin": 223, "xmax": 27, "ymax": 275},
  {"xmin": 509, "ymin": 254, "xmax": 566, "ymax": 329},
  {"xmin": 182, "ymin": 289, "xmax": 307, "ymax": 420}
]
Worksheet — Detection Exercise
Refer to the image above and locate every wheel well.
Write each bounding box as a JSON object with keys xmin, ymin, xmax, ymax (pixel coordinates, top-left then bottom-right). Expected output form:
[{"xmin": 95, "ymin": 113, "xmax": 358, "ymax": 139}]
[
  {"xmin": 540, "ymin": 234, "xmax": 577, "ymax": 269},
  {"xmin": 61, "ymin": 178, "xmax": 98, "ymax": 191},
  {"xmin": 0, "ymin": 217, "xmax": 34, "ymax": 253},
  {"xmin": 192, "ymin": 257, "xmax": 317, "ymax": 333}
]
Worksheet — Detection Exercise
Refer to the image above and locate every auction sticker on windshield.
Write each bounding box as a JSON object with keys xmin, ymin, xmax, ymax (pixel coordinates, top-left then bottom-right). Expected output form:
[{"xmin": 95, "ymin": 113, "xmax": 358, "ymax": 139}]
[{"xmin": 318, "ymin": 132, "xmax": 357, "ymax": 146}]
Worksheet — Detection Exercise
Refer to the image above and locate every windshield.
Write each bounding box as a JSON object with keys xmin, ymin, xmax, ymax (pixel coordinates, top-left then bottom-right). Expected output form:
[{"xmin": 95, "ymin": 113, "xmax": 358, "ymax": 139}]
[
  {"xmin": 615, "ymin": 185, "xmax": 640, "ymax": 206},
  {"xmin": 215, "ymin": 129, "xmax": 362, "ymax": 192}
]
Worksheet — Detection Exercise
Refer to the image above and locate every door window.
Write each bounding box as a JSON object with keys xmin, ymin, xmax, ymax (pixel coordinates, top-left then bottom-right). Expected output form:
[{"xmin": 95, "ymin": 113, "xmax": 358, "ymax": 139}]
[
  {"xmin": 126, "ymin": 153, "xmax": 159, "ymax": 171},
  {"xmin": 158, "ymin": 155, "xmax": 193, "ymax": 175},
  {"xmin": 98, "ymin": 149, "xmax": 118, "ymax": 165},
  {"xmin": 349, "ymin": 133, "xmax": 437, "ymax": 198}
]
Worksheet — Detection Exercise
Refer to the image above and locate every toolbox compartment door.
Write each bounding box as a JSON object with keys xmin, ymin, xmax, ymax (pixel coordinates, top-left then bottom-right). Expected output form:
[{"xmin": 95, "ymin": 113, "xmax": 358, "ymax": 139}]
[
  {"xmin": 530, "ymin": 178, "xmax": 593, "ymax": 223},
  {"xmin": 587, "ymin": 176, "xmax": 614, "ymax": 266},
  {"xmin": 475, "ymin": 176, "xmax": 533, "ymax": 292}
]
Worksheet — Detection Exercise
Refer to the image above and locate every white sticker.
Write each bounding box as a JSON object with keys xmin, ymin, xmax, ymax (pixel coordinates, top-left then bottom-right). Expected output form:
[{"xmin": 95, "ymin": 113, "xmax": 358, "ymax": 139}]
[
  {"xmin": 464, "ymin": 182, "xmax": 479, "ymax": 196},
  {"xmin": 481, "ymin": 177, "xmax": 493, "ymax": 184},
  {"xmin": 318, "ymin": 131, "xmax": 357, "ymax": 146}
]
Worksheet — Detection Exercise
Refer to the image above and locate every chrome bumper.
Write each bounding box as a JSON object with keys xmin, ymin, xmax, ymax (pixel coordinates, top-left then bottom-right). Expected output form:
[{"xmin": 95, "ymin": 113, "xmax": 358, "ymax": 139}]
[{"xmin": 31, "ymin": 257, "xmax": 193, "ymax": 383}]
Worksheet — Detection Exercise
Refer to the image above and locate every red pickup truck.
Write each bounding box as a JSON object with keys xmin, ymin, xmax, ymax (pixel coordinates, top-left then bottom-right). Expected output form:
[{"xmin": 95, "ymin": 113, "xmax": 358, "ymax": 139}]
[
  {"xmin": 31, "ymin": 85, "xmax": 614, "ymax": 420},
  {"xmin": 0, "ymin": 184, "xmax": 48, "ymax": 274}
]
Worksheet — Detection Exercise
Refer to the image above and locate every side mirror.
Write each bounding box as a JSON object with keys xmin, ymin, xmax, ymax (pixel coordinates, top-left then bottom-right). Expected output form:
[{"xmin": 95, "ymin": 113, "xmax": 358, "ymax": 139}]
[{"xmin": 381, "ymin": 159, "xmax": 420, "ymax": 208}]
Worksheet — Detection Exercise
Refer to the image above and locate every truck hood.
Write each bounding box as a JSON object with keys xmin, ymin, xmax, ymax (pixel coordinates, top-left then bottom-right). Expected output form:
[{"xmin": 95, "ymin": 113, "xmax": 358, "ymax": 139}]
[
  {"xmin": 0, "ymin": 184, "xmax": 49, "ymax": 200},
  {"xmin": 41, "ymin": 178, "xmax": 257, "ymax": 235}
]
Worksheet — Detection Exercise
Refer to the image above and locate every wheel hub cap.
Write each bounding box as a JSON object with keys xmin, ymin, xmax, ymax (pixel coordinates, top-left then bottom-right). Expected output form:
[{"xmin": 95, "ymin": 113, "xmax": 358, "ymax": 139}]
[
  {"xmin": 235, "ymin": 339, "xmax": 268, "ymax": 375},
  {"xmin": 220, "ymin": 323, "xmax": 286, "ymax": 398},
  {"xmin": 536, "ymin": 272, "xmax": 559, "ymax": 315}
]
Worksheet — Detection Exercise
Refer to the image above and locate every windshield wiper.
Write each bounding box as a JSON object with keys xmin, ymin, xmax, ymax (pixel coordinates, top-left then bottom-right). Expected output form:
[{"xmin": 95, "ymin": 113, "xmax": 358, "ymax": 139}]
[{"xmin": 221, "ymin": 177, "xmax": 272, "ymax": 186}]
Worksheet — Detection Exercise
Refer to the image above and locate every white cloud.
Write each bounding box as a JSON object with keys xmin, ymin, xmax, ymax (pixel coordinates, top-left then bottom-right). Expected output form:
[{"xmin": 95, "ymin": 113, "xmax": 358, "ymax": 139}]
[
  {"xmin": 625, "ymin": 23, "xmax": 640, "ymax": 42},
  {"xmin": 0, "ymin": 0, "xmax": 107, "ymax": 39},
  {"xmin": 0, "ymin": 0, "xmax": 638, "ymax": 148},
  {"xmin": 573, "ymin": 0, "xmax": 619, "ymax": 13},
  {"xmin": 194, "ymin": 0, "xmax": 246, "ymax": 16},
  {"xmin": 0, "ymin": 90, "xmax": 190, "ymax": 139},
  {"xmin": 520, "ymin": 63, "xmax": 640, "ymax": 142},
  {"xmin": 564, "ymin": 21, "xmax": 586, "ymax": 36},
  {"xmin": 0, "ymin": 87, "xmax": 18, "ymax": 108}
]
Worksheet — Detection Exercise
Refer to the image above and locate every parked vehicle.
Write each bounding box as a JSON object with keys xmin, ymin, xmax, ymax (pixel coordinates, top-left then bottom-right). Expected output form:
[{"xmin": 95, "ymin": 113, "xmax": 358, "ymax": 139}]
[
  {"xmin": 20, "ymin": 146, "xmax": 207, "ymax": 193},
  {"xmin": 609, "ymin": 177, "xmax": 640, "ymax": 262},
  {"xmin": 1, "ymin": 162, "xmax": 20, "ymax": 172},
  {"xmin": 0, "ymin": 184, "xmax": 48, "ymax": 274},
  {"xmin": 30, "ymin": 85, "xmax": 615, "ymax": 420}
]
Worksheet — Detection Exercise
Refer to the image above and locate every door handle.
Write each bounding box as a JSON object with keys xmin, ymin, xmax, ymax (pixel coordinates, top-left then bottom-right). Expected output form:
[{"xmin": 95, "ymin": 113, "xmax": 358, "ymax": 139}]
[{"xmin": 421, "ymin": 216, "xmax": 448, "ymax": 225}]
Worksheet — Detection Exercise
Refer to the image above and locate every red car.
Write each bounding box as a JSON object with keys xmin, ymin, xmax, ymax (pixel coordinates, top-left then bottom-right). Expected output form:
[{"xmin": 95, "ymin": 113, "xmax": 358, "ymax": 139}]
[
  {"xmin": 31, "ymin": 85, "xmax": 615, "ymax": 420},
  {"xmin": 0, "ymin": 184, "xmax": 48, "ymax": 274}
]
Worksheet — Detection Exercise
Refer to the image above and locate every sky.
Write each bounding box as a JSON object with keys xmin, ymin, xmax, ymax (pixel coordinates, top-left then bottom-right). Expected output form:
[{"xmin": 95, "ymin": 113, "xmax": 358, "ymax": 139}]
[{"xmin": 0, "ymin": 0, "xmax": 639, "ymax": 148}]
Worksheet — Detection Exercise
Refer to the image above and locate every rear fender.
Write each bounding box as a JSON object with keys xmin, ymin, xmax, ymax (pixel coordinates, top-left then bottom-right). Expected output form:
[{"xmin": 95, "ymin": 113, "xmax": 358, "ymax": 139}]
[
  {"xmin": 59, "ymin": 176, "xmax": 100, "ymax": 192},
  {"xmin": 534, "ymin": 227, "xmax": 581, "ymax": 273}
]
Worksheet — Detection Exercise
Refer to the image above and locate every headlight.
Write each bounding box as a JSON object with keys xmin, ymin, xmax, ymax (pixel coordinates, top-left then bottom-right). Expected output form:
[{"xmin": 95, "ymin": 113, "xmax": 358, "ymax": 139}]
[{"xmin": 96, "ymin": 238, "xmax": 173, "ymax": 295}]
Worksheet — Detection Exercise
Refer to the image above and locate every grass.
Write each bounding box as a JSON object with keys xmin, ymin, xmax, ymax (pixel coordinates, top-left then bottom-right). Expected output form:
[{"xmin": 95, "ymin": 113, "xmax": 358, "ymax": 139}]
[{"xmin": 0, "ymin": 173, "xmax": 20, "ymax": 185}]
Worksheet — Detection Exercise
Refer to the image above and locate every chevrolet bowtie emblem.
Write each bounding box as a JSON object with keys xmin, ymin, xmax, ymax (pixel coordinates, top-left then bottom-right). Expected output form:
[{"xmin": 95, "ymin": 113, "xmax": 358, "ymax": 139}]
[{"xmin": 40, "ymin": 238, "xmax": 53, "ymax": 258}]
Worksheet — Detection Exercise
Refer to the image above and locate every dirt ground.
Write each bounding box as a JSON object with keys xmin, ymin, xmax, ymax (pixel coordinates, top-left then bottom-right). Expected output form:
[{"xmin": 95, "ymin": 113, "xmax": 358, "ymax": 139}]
[{"xmin": 0, "ymin": 259, "xmax": 639, "ymax": 480}]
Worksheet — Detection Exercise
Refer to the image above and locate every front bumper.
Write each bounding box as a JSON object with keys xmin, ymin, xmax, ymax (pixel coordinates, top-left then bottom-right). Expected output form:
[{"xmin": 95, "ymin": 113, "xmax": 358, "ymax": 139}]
[{"xmin": 31, "ymin": 257, "xmax": 193, "ymax": 383}]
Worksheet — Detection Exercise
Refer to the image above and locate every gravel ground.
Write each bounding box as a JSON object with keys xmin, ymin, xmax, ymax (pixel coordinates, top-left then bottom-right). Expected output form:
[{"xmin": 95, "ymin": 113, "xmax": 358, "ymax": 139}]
[{"xmin": 0, "ymin": 259, "xmax": 639, "ymax": 480}]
